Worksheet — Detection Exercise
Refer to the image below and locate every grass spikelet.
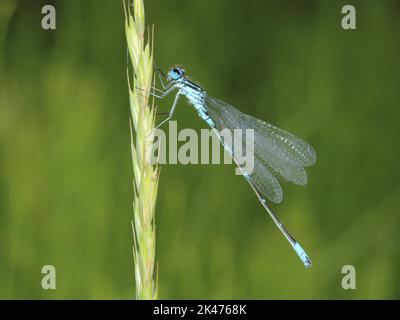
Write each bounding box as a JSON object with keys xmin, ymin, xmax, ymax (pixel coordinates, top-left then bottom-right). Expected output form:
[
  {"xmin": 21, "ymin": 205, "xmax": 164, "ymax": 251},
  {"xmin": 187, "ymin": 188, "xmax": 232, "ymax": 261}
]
[{"xmin": 124, "ymin": 0, "xmax": 159, "ymax": 300}]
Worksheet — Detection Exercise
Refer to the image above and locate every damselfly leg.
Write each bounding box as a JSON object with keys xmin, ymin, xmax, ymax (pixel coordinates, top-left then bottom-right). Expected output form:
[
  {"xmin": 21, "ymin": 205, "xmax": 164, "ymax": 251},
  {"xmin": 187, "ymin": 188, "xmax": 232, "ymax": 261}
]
[
  {"xmin": 154, "ymin": 91, "xmax": 182, "ymax": 129},
  {"xmin": 135, "ymin": 81, "xmax": 177, "ymax": 98},
  {"xmin": 154, "ymin": 62, "xmax": 168, "ymax": 89}
]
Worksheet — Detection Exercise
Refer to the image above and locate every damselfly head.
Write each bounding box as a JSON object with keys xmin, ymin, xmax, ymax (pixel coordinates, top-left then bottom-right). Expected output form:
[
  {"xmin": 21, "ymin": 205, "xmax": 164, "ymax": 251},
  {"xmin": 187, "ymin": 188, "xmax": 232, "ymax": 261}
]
[{"xmin": 168, "ymin": 65, "xmax": 185, "ymax": 81}]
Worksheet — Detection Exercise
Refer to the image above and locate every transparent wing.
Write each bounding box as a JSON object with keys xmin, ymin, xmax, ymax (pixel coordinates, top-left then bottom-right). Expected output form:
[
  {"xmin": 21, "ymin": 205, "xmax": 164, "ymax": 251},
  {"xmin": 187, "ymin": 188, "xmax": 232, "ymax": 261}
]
[{"xmin": 205, "ymin": 96, "xmax": 317, "ymax": 203}]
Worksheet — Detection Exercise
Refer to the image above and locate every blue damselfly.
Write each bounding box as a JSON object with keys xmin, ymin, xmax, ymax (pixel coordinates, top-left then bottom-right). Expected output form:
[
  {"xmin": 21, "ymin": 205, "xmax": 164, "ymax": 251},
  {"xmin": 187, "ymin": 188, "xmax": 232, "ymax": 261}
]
[{"xmin": 149, "ymin": 65, "xmax": 317, "ymax": 268}]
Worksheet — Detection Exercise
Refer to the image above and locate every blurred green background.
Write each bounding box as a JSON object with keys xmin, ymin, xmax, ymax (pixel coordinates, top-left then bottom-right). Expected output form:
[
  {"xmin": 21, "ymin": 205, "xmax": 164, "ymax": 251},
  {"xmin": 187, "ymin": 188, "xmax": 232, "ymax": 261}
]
[{"xmin": 0, "ymin": 0, "xmax": 399, "ymax": 299}]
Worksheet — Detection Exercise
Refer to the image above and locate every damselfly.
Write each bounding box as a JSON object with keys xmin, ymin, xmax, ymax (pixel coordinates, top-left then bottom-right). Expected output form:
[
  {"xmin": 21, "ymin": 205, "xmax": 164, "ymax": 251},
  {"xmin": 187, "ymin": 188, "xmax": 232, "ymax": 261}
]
[{"xmin": 149, "ymin": 65, "xmax": 317, "ymax": 268}]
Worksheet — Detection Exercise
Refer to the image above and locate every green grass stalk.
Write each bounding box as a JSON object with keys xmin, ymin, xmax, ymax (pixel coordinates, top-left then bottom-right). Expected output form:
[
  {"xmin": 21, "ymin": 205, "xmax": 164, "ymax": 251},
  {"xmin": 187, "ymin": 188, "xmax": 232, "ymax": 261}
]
[{"xmin": 124, "ymin": 0, "xmax": 159, "ymax": 300}]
